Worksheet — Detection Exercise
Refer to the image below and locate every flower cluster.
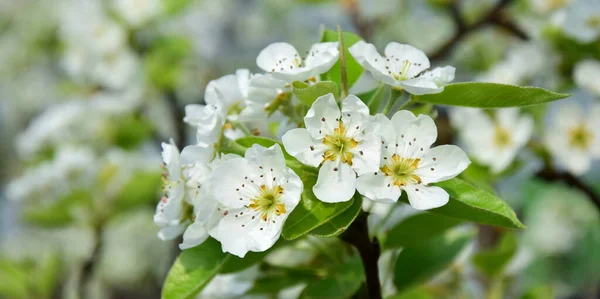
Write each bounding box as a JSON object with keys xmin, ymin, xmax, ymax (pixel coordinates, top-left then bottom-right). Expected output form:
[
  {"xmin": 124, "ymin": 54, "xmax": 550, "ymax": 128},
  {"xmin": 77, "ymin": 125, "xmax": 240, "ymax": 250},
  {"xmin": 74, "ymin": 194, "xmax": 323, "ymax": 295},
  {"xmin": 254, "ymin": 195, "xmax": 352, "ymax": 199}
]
[{"xmin": 155, "ymin": 40, "xmax": 470, "ymax": 257}]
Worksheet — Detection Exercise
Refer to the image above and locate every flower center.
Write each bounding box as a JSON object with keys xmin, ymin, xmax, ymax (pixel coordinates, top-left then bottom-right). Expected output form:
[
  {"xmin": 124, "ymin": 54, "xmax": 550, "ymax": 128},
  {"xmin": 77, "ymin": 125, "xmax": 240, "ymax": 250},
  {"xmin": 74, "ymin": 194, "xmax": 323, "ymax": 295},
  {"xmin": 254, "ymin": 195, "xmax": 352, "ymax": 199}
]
[
  {"xmin": 569, "ymin": 125, "xmax": 593, "ymax": 150},
  {"xmin": 586, "ymin": 16, "xmax": 600, "ymax": 28},
  {"xmin": 248, "ymin": 185, "xmax": 286, "ymax": 221},
  {"xmin": 494, "ymin": 126, "xmax": 512, "ymax": 148},
  {"xmin": 380, "ymin": 154, "xmax": 422, "ymax": 187},
  {"xmin": 322, "ymin": 122, "xmax": 358, "ymax": 165}
]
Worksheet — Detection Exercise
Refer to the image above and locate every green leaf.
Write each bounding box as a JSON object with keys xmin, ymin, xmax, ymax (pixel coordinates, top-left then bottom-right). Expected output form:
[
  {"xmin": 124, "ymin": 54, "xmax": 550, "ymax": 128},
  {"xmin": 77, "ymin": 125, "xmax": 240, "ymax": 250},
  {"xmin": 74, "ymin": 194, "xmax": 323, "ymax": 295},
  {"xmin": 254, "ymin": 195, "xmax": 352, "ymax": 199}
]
[
  {"xmin": 429, "ymin": 178, "xmax": 525, "ymax": 229},
  {"xmin": 472, "ymin": 232, "xmax": 518, "ymax": 277},
  {"xmin": 393, "ymin": 229, "xmax": 474, "ymax": 292},
  {"xmin": 249, "ymin": 268, "xmax": 316, "ymax": 294},
  {"xmin": 292, "ymin": 81, "xmax": 339, "ymax": 106},
  {"xmin": 111, "ymin": 116, "xmax": 154, "ymax": 150},
  {"xmin": 384, "ymin": 213, "xmax": 462, "ymax": 249},
  {"xmin": 116, "ymin": 171, "xmax": 161, "ymax": 211},
  {"xmin": 164, "ymin": 0, "xmax": 194, "ymax": 14},
  {"xmin": 22, "ymin": 189, "xmax": 92, "ymax": 227},
  {"xmin": 360, "ymin": 85, "xmax": 387, "ymax": 114},
  {"xmin": 385, "ymin": 287, "xmax": 435, "ymax": 299},
  {"xmin": 282, "ymin": 173, "xmax": 354, "ymax": 240},
  {"xmin": 309, "ymin": 194, "xmax": 363, "ymax": 237},
  {"xmin": 144, "ymin": 36, "xmax": 192, "ymax": 91},
  {"xmin": 0, "ymin": 259, "xmax": 29, "ymax": 299},
  {"xmin": 412, "ymin": 82, "xmax": 570, "ymax": 108},
  {"xmin": 320, "ymin": 29, "xmax": 363, "ymax": 89},
  {"xmin": 32, "ymin": 252, "xmax": 61, "ymax": 298},
  {"xmin": 300, "ymin": 256, "xmax": 365, "ymax": 299},
  {"xmin": 162, "ymin": 238, "xmax": 229, "ymax": 299},
  {"xmin": 520, "ymin": 285, "xmax": 554, "ymax": 299}
]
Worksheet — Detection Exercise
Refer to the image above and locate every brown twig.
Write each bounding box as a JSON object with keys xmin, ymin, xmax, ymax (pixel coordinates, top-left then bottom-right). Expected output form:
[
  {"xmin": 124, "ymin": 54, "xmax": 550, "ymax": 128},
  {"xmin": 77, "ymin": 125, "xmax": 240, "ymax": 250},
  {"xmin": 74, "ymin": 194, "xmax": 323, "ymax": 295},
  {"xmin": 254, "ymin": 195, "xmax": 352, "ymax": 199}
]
[
  {"xmin": 79, "ymin": 225, "xmax": 103, "ymax": 298},
  {"xmin": 341, "ymin": 212, "xmax": 382, "ymax": 299},
  {"xmin": 536, "ymin": 167, "xmax": 600, "ymax": 212},
  {"xmin": 429, "ymin": 0, "xmax": 528, "ymax": 62}
]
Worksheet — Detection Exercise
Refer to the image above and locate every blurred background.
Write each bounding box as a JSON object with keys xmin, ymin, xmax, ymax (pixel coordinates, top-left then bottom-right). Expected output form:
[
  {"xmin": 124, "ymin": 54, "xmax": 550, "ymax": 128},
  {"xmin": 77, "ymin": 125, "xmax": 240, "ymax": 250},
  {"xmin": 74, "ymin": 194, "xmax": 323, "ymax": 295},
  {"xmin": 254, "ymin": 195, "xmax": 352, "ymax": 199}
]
[{"xmin": 0, "ymin": 0, "xmax": 599, "ymax": 298}]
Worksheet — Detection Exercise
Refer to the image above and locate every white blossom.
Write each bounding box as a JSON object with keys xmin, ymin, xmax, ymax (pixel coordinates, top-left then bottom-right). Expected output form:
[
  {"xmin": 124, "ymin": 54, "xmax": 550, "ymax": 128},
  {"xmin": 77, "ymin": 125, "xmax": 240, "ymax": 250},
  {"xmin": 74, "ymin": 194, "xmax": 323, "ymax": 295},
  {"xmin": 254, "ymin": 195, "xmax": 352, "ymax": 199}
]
[
  {"xmin": 356, "ymin": 110, "xmax": 470, "ymax": 210},
  {"xmin": 561, "ymin": 0, "xmax": 600, "ymax": 43},
  {"xmin": 112, "ymin": 0, "xmax": 162, "ymax": 27},
  {"xmin": 256, "ymin": 42, "xmax": 339, "ymax": 83},
  {"xmin": 544, "ymin": 101, "xmax": 600, "ymax": 175},
  {"xmin": 451, "ymin": 108, "xmax": 533, "ymax": 173},
  {"xmin": 574, "ymin": 59, "xmax": 600, "ymax": 96},
  {"xmin": 283, "ymin": 94, "xmax": 381, "ymax": 203},
  {"xmin": 349, "ymin": 41, "xmax": 455, "ymax": 95},
  {"xmin": 208, "ymin": 144, "xmax": 303, "ymax": 258}
]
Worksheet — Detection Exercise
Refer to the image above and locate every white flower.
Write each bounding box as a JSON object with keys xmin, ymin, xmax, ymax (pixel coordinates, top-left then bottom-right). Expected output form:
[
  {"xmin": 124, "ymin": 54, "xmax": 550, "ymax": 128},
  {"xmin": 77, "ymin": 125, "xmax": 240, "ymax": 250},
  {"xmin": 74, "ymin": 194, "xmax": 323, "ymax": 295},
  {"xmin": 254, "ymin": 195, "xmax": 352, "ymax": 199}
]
[
  {"xmin": 112, "ymin": 0, "xmax": 162, "ymax": 27},
  {"xmin": 92, "ymin": 49, "xmax": 140, "ymax": 90},
  {"xmin": 544, "ymin": 101, "xmax": 600, "ymax": 175},
  {"xmin": 282, "ymin": 94, "xmax": 381, "ymax": 203},
  {"xmin": 356, "ymin": 111, "xmax": 470, "ymax": 210},
  {"xmin": 184, "ymin": 69, "xmax": 250, "ymax": 146},
  {"xmin": 561, "ymin": 0, "xmax": 600, "ymax": 43},
  {"xmin": 349, "ymin": 41, "xmax": 455, "ymax": 95},
  {"xmin": 208, "ymin": 144, "xmax": 303, "ymax": 258},
  {"xmin": 452, "ymin": 108, "xmax": 533, "ymax": 174},
  {"xmin": 256, "ymin": 42, "xmax": 339, "ymax": 82},
  {"xmin": 574, "ymin": 59, "xmax": 600, "ymax": 96},
  {"xmin": 530, "ymin": 0, "xmax": 572, "ymax": 14},
  {"xmin": 154, "ymin": 141, "xmax": 188, "ymax": 240}
]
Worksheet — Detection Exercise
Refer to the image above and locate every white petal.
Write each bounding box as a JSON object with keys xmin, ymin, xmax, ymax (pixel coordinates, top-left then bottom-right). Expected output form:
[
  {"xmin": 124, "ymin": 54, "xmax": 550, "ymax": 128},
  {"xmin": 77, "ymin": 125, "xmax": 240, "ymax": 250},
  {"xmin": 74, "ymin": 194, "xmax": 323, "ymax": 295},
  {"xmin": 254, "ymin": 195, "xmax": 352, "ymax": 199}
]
[
  {"xmin": 244, "ymin": 144, "xmax": 287, "ymax": 178},
  {"xmin": 179, "ymin": 221, "xmax": 209, "ymax": 250},
  {"xmin": 209, "ymin": 208, "xmax": 264, "ymax": 258},
  {"xmin": 361, "ymin": 43, "xmax": 399, "ymax": 86},
  {"xmin": 161, "ymin": 141, "xmax": 181, "ymax": 178},
  {"xmin": 206, "ymin": 73, "xmax": 243, "ymax": 107},
  {"xmin": 422, "ymin": 66, "xmax": 455, "ymax": 86},
  {"xmin": 304, "ymin": 93, "xmax": 341, "ymax": 139},
  {"xmin": 256, "ymin": 42, "xmax": 300, "ymax": 73},
  {"xmin": 372, "ymin": 114, "xmax": 396, "ymax": 148},
  {"xmin": 158, "ymin": 223, "xmax": 187, "ymax": 241},
  {"xmin": 153, "ymin": 186, "xmax": 184, "ymax": 226},
  {"xmin": 414, "ymin": 145, "xmax": 471, "ymax": 184},
  {"xmin": 282, "ymin": 128, "xmax": 325, "ymax": 167},
  {"xmin": 384, "ymin": 42, "xmax": 430, "ymax": 79},
  {"xmin": 208, "ymin": 157, "xmax": 258, "ymax": 209},
  {"xmin": 236, "ymin": 69, "xmax": 251, "ymax": 98},
  {"xmin": 560, "ymin": 149, "xmax": 592, "ymax": 176},
  {"xmin": 348, "ymin": 40, "xmax": 369, "ymax": 65},
  {"xmin": 512, "ymin": 114, "xmax": 534, "ymax": 147},
  {"xmin": 313, "ymin": 161, "xmax": 356, "ymax": 203},
  {"xmin": 404, "ymin": 184, "xmax": 449, "ymax": 210},
  {"xmin": 341, "ymin": 94, "xmax": 370, "ymax": 121},
  {"xmin": 400, "ymin": 77, "xmax": 444, "ymax": 95},
  {"xmin": 392, "ymin": 112, "xmax": 438, "ymax": 157},
  {"xmin": 356, "ymin": 172, "xmax": 401, "ymax": 203},
  {"xmin": 302, "ymin": 42, "xmax": 339, "ymax": 75},
  {"xmin": 180, "ymin": 145, "xmax": 213, "ymax": 166},
  {"xmin": 554, "ymin": 101, "xmax": 585, "ymax": 132},
  {"xmin": 350, "ymin": 134, "xmax": 381, "ymax": 175},
  {"xmin": 489, "ymin": 148, "xmax": 518, "ymax": 174},
  {"xmin": 495, "ymin": 108, "xmax": 520, "ymax": 129}
]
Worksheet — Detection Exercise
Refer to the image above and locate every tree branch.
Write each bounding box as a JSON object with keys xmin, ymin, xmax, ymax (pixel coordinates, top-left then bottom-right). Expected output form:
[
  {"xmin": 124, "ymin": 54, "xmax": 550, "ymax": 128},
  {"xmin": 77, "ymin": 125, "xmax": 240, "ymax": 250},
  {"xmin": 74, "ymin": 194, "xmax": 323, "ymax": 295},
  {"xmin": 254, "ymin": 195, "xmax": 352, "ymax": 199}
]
[
  {"xmin": 429, "ymin": 0, "xmax": 528, "ymax": 62},
  {"xmin": 341, "ymin": 212, "xmax": 382, "ymax": 299},
  {"xmin": 79, "ymin": 225, "xmax": 103, "ymax": 298},
  {"xmin": 536, "ymin": 168, "xmax": 600, "ymax": 212}
]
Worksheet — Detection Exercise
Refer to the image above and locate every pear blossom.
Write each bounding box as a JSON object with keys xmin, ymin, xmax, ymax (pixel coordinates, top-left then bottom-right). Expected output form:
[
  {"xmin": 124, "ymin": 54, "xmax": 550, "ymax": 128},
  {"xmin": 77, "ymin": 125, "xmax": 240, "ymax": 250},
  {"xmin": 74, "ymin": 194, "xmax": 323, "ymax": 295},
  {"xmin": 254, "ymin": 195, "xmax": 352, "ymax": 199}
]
[
  {"xmin": 112, "ymin": 0, "xmax": 162, "ymax": 27},
  {"xmin": 544, "ymin": 101, "xmax": 600, "ymax": 175},
  {"xmin": 349, "ymin": 41, "xmax": 455, "ymax": 95},
  {"xmin": 154, "ymin": 141, "xmax": 188, "ymax": 240},
  {"xmin": 282, "ymin": 94, "xmax": 381, "ymax": 203},
  {"xmin": 574, "ymin": 59, "xmax": 600, "ymax": 96},
  {"xmin": 451, "ymin": 108, "xmax": 533, "ymax": 174},
  {"xmin": 256, "ymin": 42, "xmax": 339, "ymax": 83},
  {"xmin": 184, "ymin": 69, "xmax": 250, "ymax": 146},
  {"xmin": 561, "ymin": 0, "xmax": 600, "ymax": 43},
  {"xmin": 208, "ymin": 144, "xmax": 303, "ymax": 257},
  {"xmin": 356, "ymin": 111, "xmax": 470, "ymax": 210}
]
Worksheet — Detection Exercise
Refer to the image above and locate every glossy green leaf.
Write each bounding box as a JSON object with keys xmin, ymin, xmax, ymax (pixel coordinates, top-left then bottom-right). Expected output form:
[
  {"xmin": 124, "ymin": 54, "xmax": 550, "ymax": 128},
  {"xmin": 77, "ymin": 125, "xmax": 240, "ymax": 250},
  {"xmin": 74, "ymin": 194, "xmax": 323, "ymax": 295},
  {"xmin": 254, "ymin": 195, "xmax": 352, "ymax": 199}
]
[
  {"xmin": 282, "ymin": 174, "xmax": 354, "ymax": 240},
  {"xmin": 472, "ymin": 232, "xmax": 518, "ymax": 277},
  {"xmin": 320, "ymin": 29, "xmax": 363, "ymax": 88},
  {"xmin": 162, "ymin": 238, "xmax": 229, "ymax": 299},
  {"xmin": 300, "ymin": 256, "xmax": 364, "ymax": 299},
  {"xmin": 385, "ymin": 213, "xmax": 462, "ymax": 249},
  {"xmin": 520, "ymin": 285, "xmax": 554, "ymax": 299},
  {"xmin": 393, "ymin": 229, "xmax": 474, "ymax": 292},
  {"xmin": 249, "ymin": 268, "xmax": 316, "ymax": 294},
  {"xmin": 292, "ymin": 81, "xmax": 339, "ymax": 106},
  {"xmin": 412, "ymin": 82, "xmax": 570, "ymax": 108},
  {"xmin": 386, "ymin": 287, "xmax": 435, "ymax": 299},
  {"xmin": 309, "ymin": 194, "xmax": 363, "ymax": 237},
  {"xmin": 430, "ymin": 178, "xmax": 525, "ymax": 229},
  {"xmin": 361, "ymin": 85, "xmax": 387, "ymax": 114}
]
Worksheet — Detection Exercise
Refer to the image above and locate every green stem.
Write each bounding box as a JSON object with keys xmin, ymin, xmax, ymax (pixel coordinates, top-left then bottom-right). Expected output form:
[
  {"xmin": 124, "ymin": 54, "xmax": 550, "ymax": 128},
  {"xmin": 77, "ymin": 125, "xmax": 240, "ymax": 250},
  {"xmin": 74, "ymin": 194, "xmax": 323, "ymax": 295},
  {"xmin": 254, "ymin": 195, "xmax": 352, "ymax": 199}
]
[
  {"xmin": 382, "ymin": 88, "xmax": 404, "ymax": 115},
  {"xmin": 338, "ymin": 25, "xmax": 348, "ymax": 100},
  {"xmin": 231, "ymin": 121, "xmax": 252, "ymax": 136}
]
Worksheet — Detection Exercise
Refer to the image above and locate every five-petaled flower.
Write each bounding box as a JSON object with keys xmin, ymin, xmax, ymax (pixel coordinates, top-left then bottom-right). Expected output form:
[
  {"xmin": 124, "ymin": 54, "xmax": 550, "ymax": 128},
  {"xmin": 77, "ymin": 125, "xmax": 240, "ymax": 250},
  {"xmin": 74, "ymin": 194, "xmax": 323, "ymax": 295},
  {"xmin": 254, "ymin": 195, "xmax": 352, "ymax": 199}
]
[
  {"xmin": 544, "ymin": 101, "xmax": 600, "ymax": 176},
  {"xmin": 349, "ymin": 41, "xmax": 455, "ymax": 95},
  {"xmin": 208, "ymin": 144, "xmax": 303, "ymax": 258},
  {"xmin": 257, "ymin": 42, "xmax": 339, "ymax": 83},
  {"xmin": 282, "ymin": 93, "xmax": 381, "ymax": 203},
  {"xmin": 451, "ymin": 108, "xmax": 533, "ymax": 173},
  {"xmin": 356, "ymin": 111, "xmax": 470, "ymax": 210}
]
